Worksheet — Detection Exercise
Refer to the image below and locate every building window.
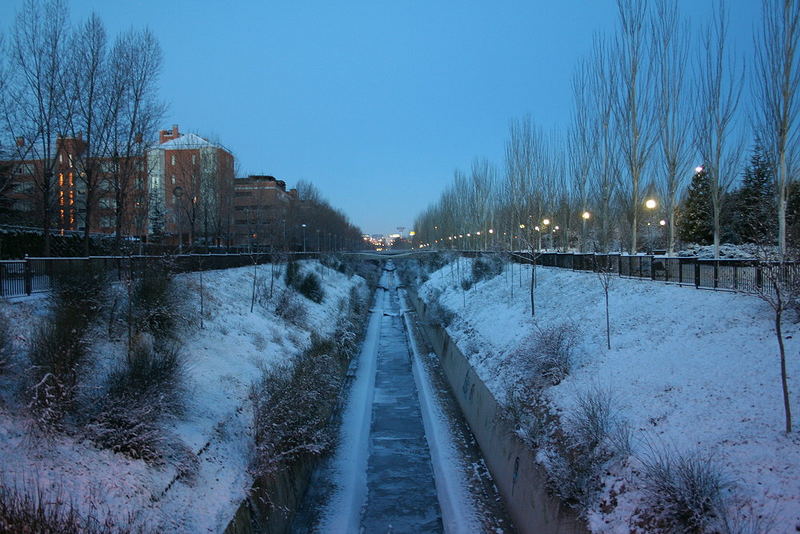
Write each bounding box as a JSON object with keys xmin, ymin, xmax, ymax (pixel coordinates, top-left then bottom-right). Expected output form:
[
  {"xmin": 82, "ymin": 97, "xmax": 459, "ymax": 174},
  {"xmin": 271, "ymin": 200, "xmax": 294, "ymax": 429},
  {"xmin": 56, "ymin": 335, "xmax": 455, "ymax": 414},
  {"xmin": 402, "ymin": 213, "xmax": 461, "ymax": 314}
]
[
  {"xmin": 171, "ymin": 155, "xmax": 176, "ymax": 165},
  {"xmin": 192, "ymin": 154, "xmax": 196, "ymax": 165},
  {"xmin": 171, "ymin": 174, "xmax": 176, "ymax": 185}
]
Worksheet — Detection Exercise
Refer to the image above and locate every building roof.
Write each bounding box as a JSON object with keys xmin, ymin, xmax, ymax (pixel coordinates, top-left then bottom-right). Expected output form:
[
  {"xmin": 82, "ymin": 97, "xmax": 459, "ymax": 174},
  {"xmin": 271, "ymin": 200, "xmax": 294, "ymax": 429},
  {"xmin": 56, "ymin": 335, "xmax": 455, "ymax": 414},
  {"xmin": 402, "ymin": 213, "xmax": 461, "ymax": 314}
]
[{"xmin": 158, "ymin": 133, "xmax": 219, "ymax": 150}]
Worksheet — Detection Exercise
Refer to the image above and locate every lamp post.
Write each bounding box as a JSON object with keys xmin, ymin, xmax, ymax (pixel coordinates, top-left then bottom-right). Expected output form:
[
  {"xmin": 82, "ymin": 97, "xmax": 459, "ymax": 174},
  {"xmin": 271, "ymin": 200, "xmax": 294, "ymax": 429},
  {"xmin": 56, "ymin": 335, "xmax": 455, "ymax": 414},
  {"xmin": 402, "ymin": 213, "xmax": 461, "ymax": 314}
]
[
  {"xmin": 543, "ymin": 218, "xmax": 551, "ymax": 250},
  {"xmin": 644, "ymin": 198, "xmax": 657, "ymax": 253},
  {"xmin": 301, "ymin": 223, "xmax": 307, "ymax": 252},
  {"xmin": 581, "ymin": 211, "xmax": 591, "ymax": 252}
]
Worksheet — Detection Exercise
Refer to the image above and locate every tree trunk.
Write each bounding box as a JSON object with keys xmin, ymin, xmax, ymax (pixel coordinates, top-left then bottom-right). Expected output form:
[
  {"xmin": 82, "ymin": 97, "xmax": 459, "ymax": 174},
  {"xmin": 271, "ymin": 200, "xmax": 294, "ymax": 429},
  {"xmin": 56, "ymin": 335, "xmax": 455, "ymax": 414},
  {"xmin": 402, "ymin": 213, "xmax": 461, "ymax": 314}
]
[
  {"xmin": 605, "ymin": 287, "xmax": 611, "ymax": 350},
  {"xmin": 775, "ymin": 304, "xmax": 792, "ymax": 433}
]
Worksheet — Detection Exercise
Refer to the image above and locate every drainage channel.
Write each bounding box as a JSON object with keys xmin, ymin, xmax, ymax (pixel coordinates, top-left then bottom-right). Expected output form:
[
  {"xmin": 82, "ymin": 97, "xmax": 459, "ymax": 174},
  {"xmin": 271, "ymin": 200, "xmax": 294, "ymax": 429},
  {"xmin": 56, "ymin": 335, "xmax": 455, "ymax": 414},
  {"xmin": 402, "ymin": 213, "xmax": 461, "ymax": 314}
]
[{"xmin": 292, "ymin": 262, "xmax": 512, "ymax": 533}]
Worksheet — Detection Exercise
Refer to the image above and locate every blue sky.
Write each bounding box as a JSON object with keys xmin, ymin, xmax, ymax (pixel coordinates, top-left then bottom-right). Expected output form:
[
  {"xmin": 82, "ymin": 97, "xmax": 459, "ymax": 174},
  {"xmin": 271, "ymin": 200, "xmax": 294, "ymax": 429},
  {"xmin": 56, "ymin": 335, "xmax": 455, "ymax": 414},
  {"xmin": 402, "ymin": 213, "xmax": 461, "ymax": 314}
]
[{"xmin": 0, "ymin": 1, "xmax": 760, "ymax": 235}]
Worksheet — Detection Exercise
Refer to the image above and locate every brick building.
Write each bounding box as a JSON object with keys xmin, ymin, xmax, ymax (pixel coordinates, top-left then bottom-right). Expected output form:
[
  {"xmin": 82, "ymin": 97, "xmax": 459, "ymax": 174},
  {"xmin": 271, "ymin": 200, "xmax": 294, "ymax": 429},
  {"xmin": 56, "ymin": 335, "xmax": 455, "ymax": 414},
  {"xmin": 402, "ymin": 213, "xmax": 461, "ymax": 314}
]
[
  {"xmin": 147, "ymin": 125, "xmax": 235, "ymax": 246},
  {"xmin": 2, "ymin": 135, "xmax": 148, "ymax": 237},
  {"xmin": 232, "ymin": 175, "xmax": 298, "ymax": 247}
]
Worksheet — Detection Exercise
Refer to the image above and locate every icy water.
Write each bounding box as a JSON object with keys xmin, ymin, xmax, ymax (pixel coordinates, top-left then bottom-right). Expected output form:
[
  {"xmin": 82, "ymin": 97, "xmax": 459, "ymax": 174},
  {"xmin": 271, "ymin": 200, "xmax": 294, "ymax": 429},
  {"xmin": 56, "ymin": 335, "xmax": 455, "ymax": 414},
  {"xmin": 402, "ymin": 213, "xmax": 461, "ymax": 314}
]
[
  {"xmin": 361, "ymin": 288, "xmax": 442, "ymax": 533},
  {"xmin": 292, "ymin": 267, "xmax": 442, "ymax": 533}
]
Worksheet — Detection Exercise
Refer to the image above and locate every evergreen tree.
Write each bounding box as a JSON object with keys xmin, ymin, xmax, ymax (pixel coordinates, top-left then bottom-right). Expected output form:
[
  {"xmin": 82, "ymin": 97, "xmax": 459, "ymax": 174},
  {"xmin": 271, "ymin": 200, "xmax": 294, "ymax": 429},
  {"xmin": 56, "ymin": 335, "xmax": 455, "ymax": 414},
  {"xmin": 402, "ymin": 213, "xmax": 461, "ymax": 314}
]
[
  {"xmin": 732, "ymin": 143, "xmax": 775, "ymax": 244},
  {"xmin": 678, "ymin": 168, "xmax": 714, "ymax": 245}
]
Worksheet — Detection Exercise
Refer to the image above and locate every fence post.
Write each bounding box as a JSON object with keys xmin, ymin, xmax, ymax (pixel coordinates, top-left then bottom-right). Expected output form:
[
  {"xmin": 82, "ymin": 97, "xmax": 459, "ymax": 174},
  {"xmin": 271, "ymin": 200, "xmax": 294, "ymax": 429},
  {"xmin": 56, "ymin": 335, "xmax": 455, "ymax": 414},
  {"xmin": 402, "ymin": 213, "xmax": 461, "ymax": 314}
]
[
  {"xmin": 24, "ymin": 256, "xmax": 32, "ymax": 295},
  {"xmin": 694, "ymin": 260, "xmax": 700, "ymax": 289},
  {"xmin": 756, "ymin": 263, "xmax": 763, "ymax": 290},
  {"xmin": 713, "ymin": 260, "xmax": 719, "ymax": 289},
  {"xmin": 650, "ymin": 256, "xmax": 656, "ymax": 281}
]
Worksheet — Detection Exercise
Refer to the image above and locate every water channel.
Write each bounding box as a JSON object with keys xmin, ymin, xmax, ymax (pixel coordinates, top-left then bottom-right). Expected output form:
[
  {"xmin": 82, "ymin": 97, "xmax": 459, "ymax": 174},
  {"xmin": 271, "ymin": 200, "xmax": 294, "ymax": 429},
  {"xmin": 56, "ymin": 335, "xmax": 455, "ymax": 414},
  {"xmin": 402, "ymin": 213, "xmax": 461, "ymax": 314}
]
[{"xmin": 291, "ymin": 263, "xmax": 511, "ymax": 533}]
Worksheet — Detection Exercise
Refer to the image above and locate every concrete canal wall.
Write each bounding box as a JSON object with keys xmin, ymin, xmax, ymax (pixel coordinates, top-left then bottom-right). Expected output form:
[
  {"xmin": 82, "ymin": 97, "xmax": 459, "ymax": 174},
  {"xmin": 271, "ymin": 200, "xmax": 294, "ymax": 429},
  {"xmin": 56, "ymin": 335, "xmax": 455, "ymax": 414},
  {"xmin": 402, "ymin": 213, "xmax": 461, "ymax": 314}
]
[{"xmin": 409, "ymin": 290, "xmax": 589, "ymax": 534}]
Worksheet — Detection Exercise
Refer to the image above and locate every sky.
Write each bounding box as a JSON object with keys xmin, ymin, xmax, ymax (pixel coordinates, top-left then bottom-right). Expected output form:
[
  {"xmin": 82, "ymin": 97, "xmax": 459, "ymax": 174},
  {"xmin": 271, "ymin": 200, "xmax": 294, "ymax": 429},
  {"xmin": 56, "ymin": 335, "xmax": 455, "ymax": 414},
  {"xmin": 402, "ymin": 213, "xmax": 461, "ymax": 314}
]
[{"xmin": 0, "ymin": 1, "xmax": 761, "ymax": 236}]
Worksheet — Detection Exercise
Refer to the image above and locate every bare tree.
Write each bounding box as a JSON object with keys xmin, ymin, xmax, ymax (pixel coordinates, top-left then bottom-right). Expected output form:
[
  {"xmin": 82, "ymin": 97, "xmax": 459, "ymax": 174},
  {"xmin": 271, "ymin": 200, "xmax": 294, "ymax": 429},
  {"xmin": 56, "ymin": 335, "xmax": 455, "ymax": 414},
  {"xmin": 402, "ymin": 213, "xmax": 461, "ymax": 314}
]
[
  {"xmin": 754, "ymin": 0, "xmax": 800, "ymax": 256},
  {"xmin": 589, "ymin": 36, "xmax": 619, "ymax": 253},
  {"xmin": 66, "ymin": 13, "xmax": 117, "ymax": 256},
  {"xmin": 108, "ymin": 28, "xmax": 164, "ymax": 254},
  {"xmin": 756, "ymin": 261, "xmax": 796, "ymax": 432},
  {"xmin": 694, "ymin": 0, "xmax": 745, "ymax": 259},
  {"xmin": 613, "ymin": 0, "xmax": 655, "ymax": 254},
  {"xmin": 652, "ymin": 0, "xmax": 693, "ymax": 256},
  {"xmin": 3, "ymin": 0, "xmax": 71, "ymax": 256},
  {"xmin": 568, "ymin": 58, "xmax": 596, "ymax": 252}
]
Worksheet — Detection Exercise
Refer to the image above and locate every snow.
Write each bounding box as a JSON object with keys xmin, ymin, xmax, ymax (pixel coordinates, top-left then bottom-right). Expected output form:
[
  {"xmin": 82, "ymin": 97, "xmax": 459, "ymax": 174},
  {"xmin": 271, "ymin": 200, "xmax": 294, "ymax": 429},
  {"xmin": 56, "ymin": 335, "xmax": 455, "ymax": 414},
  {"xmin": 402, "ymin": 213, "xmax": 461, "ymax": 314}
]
[
  {"xmin": 0, "ymin": 260, "xmax": 365, "ymax": 532},
  {"xmin": 316, "ymin": 271, "xmax": 386, "ymax": 533},
  {"xmin": 156, "ymin": 132, "xmax": 218, "ymax": 150},
  {"xmin": 400, "ymin": 288, "xmax": 482, "ymax": 534},
  {"xmin": 418, "ymin": 258, "xmax": 800, "ymax": 531}
]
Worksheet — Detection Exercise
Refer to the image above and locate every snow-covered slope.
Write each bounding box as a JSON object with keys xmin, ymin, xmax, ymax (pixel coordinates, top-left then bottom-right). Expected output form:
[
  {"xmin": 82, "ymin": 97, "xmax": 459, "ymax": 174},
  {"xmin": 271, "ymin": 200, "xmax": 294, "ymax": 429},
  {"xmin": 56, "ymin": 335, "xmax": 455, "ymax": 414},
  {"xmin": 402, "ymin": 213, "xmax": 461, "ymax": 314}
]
[
  {"xmin": 0, "ymin": 260, "xmax": 367, "ymax": 532},
  {"xmin": 419, "ymin": 259, "xmax": 800, "ymax": 532}
]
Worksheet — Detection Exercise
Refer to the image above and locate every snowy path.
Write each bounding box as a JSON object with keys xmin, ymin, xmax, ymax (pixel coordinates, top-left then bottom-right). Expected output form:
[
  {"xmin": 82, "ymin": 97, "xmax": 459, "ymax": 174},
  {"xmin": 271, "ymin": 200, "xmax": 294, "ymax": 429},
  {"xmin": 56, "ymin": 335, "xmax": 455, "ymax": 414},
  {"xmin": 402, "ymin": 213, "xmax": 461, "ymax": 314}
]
[{"xmin": 295, "ymin": 263, "xmax": 508, "ymax": 533}]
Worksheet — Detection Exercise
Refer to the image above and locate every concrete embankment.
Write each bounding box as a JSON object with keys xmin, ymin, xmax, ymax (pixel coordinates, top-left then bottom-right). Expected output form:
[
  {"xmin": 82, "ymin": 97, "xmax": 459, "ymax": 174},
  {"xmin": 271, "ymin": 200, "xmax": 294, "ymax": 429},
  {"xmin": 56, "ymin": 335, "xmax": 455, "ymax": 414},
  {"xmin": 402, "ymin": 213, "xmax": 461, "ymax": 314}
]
[{"xmin": 407, "ymin": 287, "xmax": 589, "ymax": 534}]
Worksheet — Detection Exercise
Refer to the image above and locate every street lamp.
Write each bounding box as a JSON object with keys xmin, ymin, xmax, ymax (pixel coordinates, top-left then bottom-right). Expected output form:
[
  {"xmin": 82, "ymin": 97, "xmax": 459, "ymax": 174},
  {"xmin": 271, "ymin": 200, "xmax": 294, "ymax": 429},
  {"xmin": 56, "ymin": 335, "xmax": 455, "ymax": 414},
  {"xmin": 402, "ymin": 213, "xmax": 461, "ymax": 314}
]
[
  {"xmin": 301, "ymin": 223, "xmax": 307, "ymax": 252},
  {"xmin": 644, "ymin": 199, "xmax": 658, "ymax": 253}
]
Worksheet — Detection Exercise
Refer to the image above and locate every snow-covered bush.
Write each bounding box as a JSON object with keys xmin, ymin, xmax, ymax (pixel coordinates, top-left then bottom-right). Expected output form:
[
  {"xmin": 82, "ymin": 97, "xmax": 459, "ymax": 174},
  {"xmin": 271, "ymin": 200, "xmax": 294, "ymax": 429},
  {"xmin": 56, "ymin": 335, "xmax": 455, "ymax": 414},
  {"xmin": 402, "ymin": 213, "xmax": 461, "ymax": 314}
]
[
  {"xmin": 425, "ymin": 288, "xmax": 455, "ymax": 327},
  {"xmin": 274, "ymin": 288, "xmax": 307, "ymax": 326},
  {"xmin": 0, "ymin": 475, "xmax": 134, "ymax": 533},
  {"xmin": 132, "ymin": 262, "xmax": 178, "ymax": 340},
  {"xmin": 299, "ymin": 272, "xmax": 325, "ymax": 303},
  {"xmin": 250, "ymin": 336, "xmax": 346, "ymax": 479},
  {"xmin": 0, "ymin": 313, "xmax": 10, "ymax": 375},
  {"xmin": 27, "ymin": 269, "xmax": 108, "ymax": 430},
  {"xmin": 84, "ymin": 335, "xmax": 185, "ymax": 462},
  {"xmin": 284, "ymin": 260, "xmax": 300, "ymax": 288},
  {"xmin": 542, "ymin": 387, "xmax": 626, "ymax": 510},
  {"xmin": 532, "ymin": 322, "xmax": 580, "ymax": 385},
  {"xmin": 471, "ymin": 255, "xmax": 504, "ymax": 283},
  {"xmin": 637, "ymin": 446, "xmax": 731, "ymax": 533}
]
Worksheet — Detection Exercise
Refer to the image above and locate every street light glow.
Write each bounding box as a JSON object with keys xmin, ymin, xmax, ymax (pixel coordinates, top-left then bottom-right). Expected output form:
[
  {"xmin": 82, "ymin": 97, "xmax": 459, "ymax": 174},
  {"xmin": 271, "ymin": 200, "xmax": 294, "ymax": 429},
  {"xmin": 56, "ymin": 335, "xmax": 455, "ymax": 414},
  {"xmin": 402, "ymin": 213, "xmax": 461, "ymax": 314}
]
[
  {"xmin": 582, "ymin": 211, "xmax": 591, "ymax": 220},
  {"xmin": 543, "ymin": 218, "xmax": 551, "ymax": 226},
  {"xmin": 645, "ymin": 199, "xmax": 657, "ymax": 209},
  {"xmin": 659, "ymin": 219, "xmax": 666, "ymax": 226},
  {"xmin": 695, "ymin": 165, "xmax": 704, "ymax": 173}
]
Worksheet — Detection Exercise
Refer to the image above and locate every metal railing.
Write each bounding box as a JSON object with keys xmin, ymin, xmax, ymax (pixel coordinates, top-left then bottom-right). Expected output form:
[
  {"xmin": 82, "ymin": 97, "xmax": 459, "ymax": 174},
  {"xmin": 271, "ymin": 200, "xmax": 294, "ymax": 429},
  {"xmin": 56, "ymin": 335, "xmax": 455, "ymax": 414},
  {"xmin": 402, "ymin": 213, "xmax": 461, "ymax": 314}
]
[
  {"xmin": 498, "ymin": 251, "xmax": 793, "ymax": 296},
  {"xmin": 0, "ymin": 252, "xmax": 321, "ymax": 298}
]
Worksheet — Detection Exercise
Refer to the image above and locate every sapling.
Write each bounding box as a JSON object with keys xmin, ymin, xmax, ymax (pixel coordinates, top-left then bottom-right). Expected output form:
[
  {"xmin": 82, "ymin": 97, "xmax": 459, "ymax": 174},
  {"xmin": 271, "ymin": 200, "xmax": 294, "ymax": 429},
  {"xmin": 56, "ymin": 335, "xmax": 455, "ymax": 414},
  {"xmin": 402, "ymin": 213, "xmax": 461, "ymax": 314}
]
[{"xmin": 597, "ymin": 262, "xmax": 614, "ymax": 350}]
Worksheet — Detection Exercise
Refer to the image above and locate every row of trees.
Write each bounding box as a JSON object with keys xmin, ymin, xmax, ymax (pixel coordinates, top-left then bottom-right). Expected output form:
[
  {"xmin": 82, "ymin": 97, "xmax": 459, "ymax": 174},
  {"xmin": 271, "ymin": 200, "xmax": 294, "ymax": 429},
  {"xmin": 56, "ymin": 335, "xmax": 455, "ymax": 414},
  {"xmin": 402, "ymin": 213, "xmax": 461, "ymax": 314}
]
[
  {"xmin": 0, "ymin": 0, "xmax": 164, "ymax": 256},
  {"xmin": 291, "ymin": 181, "xmax": 365, "ymax": 252},
  {"xmin": 413, "ymin": 0, "xmax": 800, "ymax": 259}
]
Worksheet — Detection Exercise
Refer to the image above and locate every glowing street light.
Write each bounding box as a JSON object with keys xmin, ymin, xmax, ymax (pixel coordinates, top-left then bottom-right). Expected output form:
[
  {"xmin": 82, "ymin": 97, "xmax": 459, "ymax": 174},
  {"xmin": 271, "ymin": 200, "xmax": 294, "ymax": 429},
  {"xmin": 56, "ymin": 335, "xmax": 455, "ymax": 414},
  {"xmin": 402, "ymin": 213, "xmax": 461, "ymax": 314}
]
[
  {"xmin": 645, "ymin": 198, "xmax": 657, "ymax": 210},
  {"xmin": 582, "ymin": 211, "xmax": 591, "ymax": 220},
  {"xmin": 695, "ymin": 165, "xmax": 704, "ymax": 173}
]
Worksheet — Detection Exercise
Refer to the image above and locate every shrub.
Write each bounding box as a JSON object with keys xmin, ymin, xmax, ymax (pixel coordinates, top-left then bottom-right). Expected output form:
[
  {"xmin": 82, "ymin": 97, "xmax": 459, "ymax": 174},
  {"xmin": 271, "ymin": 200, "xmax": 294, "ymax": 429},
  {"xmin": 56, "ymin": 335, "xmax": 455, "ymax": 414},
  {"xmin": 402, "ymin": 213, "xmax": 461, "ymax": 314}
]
[
  {"xmin": 471, "ymin": 255, "xmax": 504, "ymax": 282},
  {"xmin": 638, "ymin": 446, "xmax": 731, "ymax": 533},
  {"xmin": 0, "ymin": 314, "xmax": 10, "ymax": 375},
  {"xmin": 531, "ymin": 322, "xmax": 580, "ymax": 386},
  {"xmin": 285, "ymin": 261, "xmax": 300, "ymax": 288},
  {"xmin": 132, "ymin": 265, "xmax": 177, "ymax": 340},
  {"xmin": 85, "ymin": 336, "xmax": 184, "ymax": 462},
  {"xmin": 460, "ymin": 278, "xmax": 474, "ymax": 291},
  {"xmin": 298, "ymin": 272, "xmax": 324, "ymax": 303},
  {"xmin": 0, "ymin": 476, "xmax": 136, "ymax": 533},
  {"xmin": 26, "ymin": 270, "xmax": 108, "ymax": 429},
  {"xmin": 274, "ymin": 289, "xmax": 307, "ymax": 326},
  {"xmin": 250, "ymin": 337, "xmax": 344, "ymax": 478},
  {"xmin": 425, "ymin": 288, "xmax": 455, "ymax": 327},
  {"xmin": 544, "ymin": 387, "xmax": 627, "ymax": 509}
]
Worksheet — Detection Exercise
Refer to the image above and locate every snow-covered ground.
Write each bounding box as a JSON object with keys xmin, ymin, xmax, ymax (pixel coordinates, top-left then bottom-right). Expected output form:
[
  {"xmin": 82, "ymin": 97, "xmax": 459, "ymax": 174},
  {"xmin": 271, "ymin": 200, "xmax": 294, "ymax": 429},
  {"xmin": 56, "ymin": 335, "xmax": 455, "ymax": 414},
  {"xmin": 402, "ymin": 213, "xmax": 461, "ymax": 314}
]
[
  {"xmin": 418, "ymin": 258, "xmax": 800, "ymax": 532},
  {"xmin": 0, "ymin": 260, "xmax": 367, "ymax": 532}
]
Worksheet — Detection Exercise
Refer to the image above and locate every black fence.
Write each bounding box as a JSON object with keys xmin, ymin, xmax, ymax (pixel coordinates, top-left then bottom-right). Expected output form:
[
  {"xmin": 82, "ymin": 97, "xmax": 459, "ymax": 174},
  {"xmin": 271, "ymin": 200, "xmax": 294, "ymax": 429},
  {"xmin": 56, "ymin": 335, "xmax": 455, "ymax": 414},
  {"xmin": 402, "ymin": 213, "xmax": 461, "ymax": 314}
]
[
  {"xmin": 490, "ymin": 251, "xmax": 797, "ymax": 296},
  {"xmin": 0, "ymin": 252, "xmax": 320, "ymax": 298}
]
